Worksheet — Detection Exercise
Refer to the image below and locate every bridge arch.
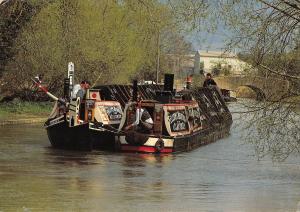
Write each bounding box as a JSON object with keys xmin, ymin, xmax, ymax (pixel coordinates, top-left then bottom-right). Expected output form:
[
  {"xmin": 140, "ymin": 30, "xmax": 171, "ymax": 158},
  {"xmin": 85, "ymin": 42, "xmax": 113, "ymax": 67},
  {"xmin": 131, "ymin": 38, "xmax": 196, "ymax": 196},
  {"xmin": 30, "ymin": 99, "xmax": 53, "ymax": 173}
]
[
  {"xmin": 235, "ymin": 85, "xmax": 266, "ymax": 101},
  {"xmin": 214, "ymin": 76, "xmax": 289, "ymax": 101}
]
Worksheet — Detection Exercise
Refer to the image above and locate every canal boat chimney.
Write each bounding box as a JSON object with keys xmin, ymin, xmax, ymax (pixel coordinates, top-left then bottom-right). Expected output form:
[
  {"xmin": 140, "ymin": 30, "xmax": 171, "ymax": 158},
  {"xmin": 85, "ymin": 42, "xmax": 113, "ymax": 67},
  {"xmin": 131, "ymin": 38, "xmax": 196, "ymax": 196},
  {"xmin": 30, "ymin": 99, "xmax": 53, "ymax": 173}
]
[
  {"xmin": 132, "ymin": 79, "xmax": 138, "ymax": 102},
  {"xmin": 164, "ymin": 73, "xmax": 174, "ymax": 92},
  {"xmin": 155, "ymin": 74, "xmax": 174, "ymax": 103}
]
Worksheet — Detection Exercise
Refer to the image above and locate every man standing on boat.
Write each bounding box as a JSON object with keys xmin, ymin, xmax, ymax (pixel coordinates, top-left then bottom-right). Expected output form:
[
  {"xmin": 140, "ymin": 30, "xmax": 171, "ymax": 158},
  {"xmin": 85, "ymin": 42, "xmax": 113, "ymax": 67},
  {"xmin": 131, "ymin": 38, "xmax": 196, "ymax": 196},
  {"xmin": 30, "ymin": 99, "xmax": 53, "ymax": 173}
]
[
  {"xmin": 203, "ymin": 73, "xmax": 224, "ymax": 99},
  {"xmin": 203, "ymin": 73, "xmax": 217, "ymax": 87},
  {"xmin": 75, "ymin": 80, "xmax": 90, "ymax": 100}
]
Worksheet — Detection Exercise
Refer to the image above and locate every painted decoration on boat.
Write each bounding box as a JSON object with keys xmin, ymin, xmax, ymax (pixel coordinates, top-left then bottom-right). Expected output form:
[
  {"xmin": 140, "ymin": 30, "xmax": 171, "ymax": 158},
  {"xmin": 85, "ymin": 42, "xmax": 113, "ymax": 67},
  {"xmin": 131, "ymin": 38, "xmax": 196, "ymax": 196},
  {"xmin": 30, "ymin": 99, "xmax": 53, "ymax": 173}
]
[
  {"xmin": 163, "ymin": 105, "xmax": 191, "ymax": 136},
  {"xmin": 86, "ymin": 99, "xmax": 95, "ymax": 109},
  {"xmin": 105, "ymin": 106, "xmax": 122, "ymax": 120},
  {"xmin": 168, "ymin": 110, "xmax": 189, "ymax": 132}
]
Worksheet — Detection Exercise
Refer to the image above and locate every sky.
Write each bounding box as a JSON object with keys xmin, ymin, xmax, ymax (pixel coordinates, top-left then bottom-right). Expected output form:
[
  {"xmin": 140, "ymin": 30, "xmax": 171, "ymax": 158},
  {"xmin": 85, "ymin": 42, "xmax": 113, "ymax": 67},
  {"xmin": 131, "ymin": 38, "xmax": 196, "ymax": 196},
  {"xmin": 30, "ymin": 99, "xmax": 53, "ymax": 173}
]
[
  {"xmin": 186, "ymin": 24, "xmax": 232, "ymax": 52},
  {"xmin": 189, "ymin": 33, "xmax": 227, "ymax": 52}
]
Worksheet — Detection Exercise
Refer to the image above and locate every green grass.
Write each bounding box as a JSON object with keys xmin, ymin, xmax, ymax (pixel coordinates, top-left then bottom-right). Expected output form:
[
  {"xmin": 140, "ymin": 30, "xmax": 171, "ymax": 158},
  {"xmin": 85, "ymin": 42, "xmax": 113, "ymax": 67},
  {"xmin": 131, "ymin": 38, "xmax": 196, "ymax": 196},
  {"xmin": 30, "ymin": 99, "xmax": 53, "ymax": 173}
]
[{"xmin": 0, "ymin": 101, "xmax": 53, "ymax": 120}]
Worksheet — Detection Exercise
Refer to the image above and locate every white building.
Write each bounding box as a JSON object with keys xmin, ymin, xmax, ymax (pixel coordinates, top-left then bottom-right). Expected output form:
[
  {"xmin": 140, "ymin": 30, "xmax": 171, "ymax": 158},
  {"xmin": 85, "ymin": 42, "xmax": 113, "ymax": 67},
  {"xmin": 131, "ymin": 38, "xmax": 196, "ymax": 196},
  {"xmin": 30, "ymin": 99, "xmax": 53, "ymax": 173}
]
[
  {"xmin": 194, "ymin": 50, "xmax": 251, "ymax": 75},
  {"xmin": 167, "ymin": 50, "xmax": 251, "ymax": 77}
]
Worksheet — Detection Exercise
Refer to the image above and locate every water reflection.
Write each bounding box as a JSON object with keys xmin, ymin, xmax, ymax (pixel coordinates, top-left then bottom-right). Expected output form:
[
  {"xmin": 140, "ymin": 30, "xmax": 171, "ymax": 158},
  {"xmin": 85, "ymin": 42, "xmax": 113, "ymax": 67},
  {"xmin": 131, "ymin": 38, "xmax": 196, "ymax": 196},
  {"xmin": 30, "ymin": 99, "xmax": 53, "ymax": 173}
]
[
  {"xmin": 118, "ymin": 154, "xmax": 173, "ymax": 202},
  {"xmin": 121, "ymin": 153, "xmax": 174, "ymax": 167},
  {"xmin": 44, "ymin": 149, "xmax": 98, "ymax": 166}
]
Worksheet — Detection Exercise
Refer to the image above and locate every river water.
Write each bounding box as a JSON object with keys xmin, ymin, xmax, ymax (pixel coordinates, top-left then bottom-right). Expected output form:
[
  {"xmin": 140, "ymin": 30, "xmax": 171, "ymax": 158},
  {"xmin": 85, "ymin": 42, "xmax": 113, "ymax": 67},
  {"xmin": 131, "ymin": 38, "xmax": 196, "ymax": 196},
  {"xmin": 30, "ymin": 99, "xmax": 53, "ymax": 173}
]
[{"xmin": 0, "ymin": 102, "xmax": 299, "ymax": 212}]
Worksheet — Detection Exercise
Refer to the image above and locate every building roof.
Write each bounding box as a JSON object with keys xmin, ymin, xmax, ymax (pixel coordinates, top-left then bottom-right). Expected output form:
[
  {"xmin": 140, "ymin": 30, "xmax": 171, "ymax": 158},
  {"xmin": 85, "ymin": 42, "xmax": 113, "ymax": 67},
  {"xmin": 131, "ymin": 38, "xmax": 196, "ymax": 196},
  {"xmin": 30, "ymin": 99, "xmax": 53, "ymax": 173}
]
[{"xmin": 196, "ymin": 50, "xmax": 236, "ymax": 58}]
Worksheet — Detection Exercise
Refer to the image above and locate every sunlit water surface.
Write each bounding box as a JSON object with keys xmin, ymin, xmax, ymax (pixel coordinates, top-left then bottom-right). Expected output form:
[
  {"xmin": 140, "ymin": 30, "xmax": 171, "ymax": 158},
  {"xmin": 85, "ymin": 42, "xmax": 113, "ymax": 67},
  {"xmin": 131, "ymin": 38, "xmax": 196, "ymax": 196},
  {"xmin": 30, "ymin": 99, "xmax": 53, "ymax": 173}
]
[{"xmin": 0, "ymin": 103, "xmax": 299, "ymax": 211}]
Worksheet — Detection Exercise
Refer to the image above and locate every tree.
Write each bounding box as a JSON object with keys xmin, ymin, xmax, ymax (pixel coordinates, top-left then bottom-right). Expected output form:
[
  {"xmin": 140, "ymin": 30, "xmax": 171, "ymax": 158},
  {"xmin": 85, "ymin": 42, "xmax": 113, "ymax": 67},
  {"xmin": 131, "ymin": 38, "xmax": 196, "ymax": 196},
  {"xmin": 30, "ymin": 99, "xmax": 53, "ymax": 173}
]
[
  {"xmin": 1, "ymin": 0, "xmax": 182, "ymax": 98},
  {"xmin": 0, "ymin": 0, "xmax": 221, "ymax": 99},
  {"xmin": 1, "ymin": 0, "xmax": 198, "ymax": 99},
  {"xmin": 199, "ymin": 61, "xmax": 204, "ymax": 75},
  {"xmin": 213, "ymin": 0, "xmax": 300, "ymax": 160},
  {"xmin": 0, "ymin": 0, "xmax": 35, "ymax": 76}
]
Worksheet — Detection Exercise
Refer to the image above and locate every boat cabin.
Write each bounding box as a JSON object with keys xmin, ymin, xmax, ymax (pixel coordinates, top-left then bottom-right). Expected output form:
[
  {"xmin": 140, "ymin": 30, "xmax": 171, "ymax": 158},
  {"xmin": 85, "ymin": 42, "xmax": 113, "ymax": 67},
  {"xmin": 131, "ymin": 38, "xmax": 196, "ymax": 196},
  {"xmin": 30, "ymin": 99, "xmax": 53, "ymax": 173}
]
[
  {"xmin": 119, "ymin": 92, "xmax": 207, "ymax": 138},
  {"xmin": 50, "ymin": 89, "xmax": 122, "ymax": 128}
]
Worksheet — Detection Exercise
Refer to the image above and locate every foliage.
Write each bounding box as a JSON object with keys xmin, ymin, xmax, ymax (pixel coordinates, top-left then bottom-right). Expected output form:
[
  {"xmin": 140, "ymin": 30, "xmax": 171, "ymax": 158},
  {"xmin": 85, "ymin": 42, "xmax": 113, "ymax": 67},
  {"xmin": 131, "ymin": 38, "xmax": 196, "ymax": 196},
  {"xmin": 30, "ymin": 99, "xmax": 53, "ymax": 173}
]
[
  {"xmin": 211, "ymin": 62, "xmax": 221, "ymax": 76},
  {"xmin": 0, "ymin": 0, "xmax": 194, "ymax": 99},
  {"xmin": 210, "ymin": 61, "xmax": 231, "ymax": 76},
  {"xmin": 0, "ymin": 0, "xmax": 36, "ymax": 75},
  {"xmin": 199, "ymin": 61, "xmax": 204, "ymax": 75}
]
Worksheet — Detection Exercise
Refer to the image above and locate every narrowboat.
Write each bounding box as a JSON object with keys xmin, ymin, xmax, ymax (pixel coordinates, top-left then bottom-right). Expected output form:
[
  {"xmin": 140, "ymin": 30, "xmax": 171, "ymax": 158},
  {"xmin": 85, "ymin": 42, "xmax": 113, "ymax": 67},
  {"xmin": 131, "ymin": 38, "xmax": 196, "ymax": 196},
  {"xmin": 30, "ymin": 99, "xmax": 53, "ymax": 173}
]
[
  {"xmin": 33, "ymin": 62, "xmax": 123, "ymax": 151},
  {"xmin": 115, "ymin": 75, "xmax": 232, "ymax": 153},
  {"xmin": 44, "ymin": 89, "xmax": 123, "ymax": 150}
]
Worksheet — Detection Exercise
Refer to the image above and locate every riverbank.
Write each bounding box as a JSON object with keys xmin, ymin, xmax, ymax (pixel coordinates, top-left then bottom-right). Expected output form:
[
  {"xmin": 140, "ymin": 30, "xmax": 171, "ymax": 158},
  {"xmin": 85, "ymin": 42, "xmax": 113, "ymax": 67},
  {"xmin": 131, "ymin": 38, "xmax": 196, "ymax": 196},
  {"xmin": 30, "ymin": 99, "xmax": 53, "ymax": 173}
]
[{"xmin": 0, "ymin": 101, "xmax": 52, "ymax": 125}]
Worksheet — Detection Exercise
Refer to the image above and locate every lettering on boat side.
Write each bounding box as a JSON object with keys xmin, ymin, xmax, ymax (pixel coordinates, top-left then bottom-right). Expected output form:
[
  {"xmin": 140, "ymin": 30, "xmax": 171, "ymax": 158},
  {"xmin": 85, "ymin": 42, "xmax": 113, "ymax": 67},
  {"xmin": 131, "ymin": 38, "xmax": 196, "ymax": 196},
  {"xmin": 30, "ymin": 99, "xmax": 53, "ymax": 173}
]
[
  {"xmin": 168, "ymin": 111, "xmax": 188, "ymax": 132},
  {"xmin": 105, "ymin": 106, "xmax": 122, "ymax": 120}
]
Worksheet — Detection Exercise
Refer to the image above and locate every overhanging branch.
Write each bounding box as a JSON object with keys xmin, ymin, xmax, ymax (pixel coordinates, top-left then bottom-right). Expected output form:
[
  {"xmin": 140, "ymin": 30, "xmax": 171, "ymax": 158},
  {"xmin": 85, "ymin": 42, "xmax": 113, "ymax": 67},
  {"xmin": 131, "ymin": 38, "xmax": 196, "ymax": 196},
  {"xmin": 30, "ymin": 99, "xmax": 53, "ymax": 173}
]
[
  {"xmin": 258, "ymin": 0, "xmax": 300, "ymax": 22},
  {"xmin": 258, "ymin": 63, "xmax": 300, "ymax": 79}
]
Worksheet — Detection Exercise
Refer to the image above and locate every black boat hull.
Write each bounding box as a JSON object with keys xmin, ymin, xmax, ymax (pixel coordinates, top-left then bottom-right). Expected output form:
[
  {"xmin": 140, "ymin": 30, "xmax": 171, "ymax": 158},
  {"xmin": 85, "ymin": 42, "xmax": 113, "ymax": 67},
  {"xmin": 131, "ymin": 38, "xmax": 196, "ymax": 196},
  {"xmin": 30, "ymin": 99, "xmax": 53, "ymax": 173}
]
[
  {"xmin": 89, "ymin": 129, "xmax": 116, "ymax": 150},
  {"xmin": 46, "ymin": 118, "xmax": 231, "ymax": 153},
  {"xmin": 46, "ymin": 120, "xmax": 92, "ymax": 151},
  {"xmin": 172, "ymin": 124, "xmax": 231, "ymax": 153},
  {"xmin": 45, "ymin": 118, "xmax": 116, "ymax": 151},
  {"xmin": 117, "ymin": 122, "xmax": 231, "ymax": 153}
]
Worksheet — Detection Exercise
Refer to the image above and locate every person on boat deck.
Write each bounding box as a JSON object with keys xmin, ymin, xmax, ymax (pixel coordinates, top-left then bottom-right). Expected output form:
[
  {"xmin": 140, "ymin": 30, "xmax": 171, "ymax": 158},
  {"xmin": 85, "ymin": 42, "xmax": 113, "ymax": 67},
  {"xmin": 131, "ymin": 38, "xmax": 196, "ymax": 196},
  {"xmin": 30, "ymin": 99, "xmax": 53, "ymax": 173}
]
[
  {"xmin": 74, "ymin": 80, "xmax": 90, "ymax": 120},
  {"xmin": 203, "ymin": 73, "xmax": 224, "ymax": 98},
  {"xmin": 72, "ymin": 83, "xmax": 82, "ymax": 99},
  {"xmin": 75, "ymin": 80, "xmax": 90, "ymax": 100},
  {"xmin": 125, "ymin": 101, "xmax": 154, "ymax": 133},
  {"xmin": 203, "ymin": 73, "xmax": 217, "ymax": 87}
]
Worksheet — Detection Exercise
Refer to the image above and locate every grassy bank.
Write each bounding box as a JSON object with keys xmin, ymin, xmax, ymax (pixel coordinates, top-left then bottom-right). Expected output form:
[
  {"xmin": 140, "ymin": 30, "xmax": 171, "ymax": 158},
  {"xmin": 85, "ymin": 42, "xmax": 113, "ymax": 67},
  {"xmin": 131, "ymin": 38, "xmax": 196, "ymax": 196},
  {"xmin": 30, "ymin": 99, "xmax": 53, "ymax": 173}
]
[{"xmin": 0, "ymin": 101, "xmax": 53, "ymax": 121}]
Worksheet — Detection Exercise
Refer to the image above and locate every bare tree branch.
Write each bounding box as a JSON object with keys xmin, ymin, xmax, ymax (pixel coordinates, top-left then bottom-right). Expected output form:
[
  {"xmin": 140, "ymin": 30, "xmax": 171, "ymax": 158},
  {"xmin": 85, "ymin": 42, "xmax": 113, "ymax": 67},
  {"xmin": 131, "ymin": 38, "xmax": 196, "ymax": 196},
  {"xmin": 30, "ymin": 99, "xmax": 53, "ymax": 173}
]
[
  {"xmin": 257, "ymin": 63, "xmax": 300, "ymax": 79},
  {"xmin": 258, "ymin": 0, "xmax": 300, "ymax": 21}
]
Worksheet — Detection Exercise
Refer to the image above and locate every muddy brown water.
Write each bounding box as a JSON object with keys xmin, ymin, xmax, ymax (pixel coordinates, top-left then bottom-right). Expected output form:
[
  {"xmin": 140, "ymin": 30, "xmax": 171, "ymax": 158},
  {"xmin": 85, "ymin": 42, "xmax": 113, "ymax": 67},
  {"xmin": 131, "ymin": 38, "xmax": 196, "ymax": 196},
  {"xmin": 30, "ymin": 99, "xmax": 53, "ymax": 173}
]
[{"xmin": 0, "ymin": 103, "xmax": 299, "ymax": 211}]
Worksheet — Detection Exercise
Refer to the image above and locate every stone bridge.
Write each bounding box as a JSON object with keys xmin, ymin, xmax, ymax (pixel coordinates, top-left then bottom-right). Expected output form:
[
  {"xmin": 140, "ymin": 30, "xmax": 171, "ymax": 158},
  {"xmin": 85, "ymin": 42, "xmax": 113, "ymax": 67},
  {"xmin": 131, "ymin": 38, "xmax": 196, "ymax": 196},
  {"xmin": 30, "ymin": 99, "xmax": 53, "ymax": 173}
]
[{"xmin": 214, "ymin": 76, "xmax": 290, "ymax": 100}]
